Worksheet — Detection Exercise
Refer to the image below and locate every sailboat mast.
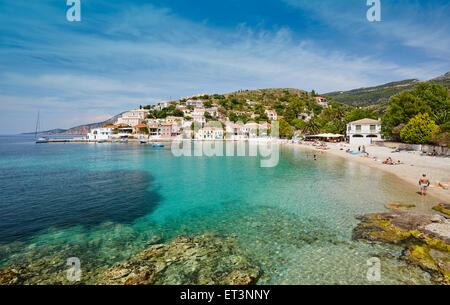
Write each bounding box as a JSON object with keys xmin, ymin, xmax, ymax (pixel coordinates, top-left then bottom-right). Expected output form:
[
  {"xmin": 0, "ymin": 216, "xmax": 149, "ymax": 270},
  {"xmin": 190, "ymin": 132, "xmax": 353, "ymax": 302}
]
[{"xmin": 35, "ymin": 110, "xmax": 40, "ymax": 139}]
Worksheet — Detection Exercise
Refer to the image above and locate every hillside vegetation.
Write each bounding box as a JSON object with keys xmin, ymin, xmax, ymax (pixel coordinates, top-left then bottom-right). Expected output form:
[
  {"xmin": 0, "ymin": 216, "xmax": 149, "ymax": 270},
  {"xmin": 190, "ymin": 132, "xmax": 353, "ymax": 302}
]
[
  {"xmin": 324, "ymin": 72, "xmax": 450, "ymax": 107},
  {"xmin": 325, "ymin": 79, "xmax": 422, "ymax": 107}
]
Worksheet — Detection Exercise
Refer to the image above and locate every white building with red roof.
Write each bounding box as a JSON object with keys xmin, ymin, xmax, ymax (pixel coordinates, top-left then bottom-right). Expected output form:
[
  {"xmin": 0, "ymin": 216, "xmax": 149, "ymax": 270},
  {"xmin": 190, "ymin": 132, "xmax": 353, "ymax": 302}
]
[{"xmin": 265, "ymin": 110, "xmax": 277, "ymax": 121}]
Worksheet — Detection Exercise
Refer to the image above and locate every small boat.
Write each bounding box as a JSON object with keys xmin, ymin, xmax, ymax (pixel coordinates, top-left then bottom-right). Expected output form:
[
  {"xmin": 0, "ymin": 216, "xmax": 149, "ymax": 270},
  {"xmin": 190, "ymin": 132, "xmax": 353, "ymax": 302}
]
[
  {"xmin": 36, "ymin": 137, "xmax": 49, "ymax": 144},
  {"xmin": 152, "ymin": 144, "xmax": 164, "ymax": 148},
  {"xmin": 97, "ymin": 140, "xmax": 105, "ymax": 143},
  {"xmin": 140, "ymin": 140, "xmax": 148, "ymax": 144}
]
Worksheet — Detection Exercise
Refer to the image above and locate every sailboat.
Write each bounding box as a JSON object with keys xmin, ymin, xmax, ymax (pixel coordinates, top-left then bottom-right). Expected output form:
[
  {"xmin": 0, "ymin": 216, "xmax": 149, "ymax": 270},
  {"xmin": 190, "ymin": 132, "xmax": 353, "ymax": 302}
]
[{"xmin": 35, "ymin": 110, "xmax": 48, "ymax": 144}]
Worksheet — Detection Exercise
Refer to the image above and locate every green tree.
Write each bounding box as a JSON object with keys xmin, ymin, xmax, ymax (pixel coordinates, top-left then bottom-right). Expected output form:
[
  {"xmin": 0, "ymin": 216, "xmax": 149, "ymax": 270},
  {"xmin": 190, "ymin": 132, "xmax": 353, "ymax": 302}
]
[
  {"xmin": 322, "ymin": 119, "xmax": 346, "ymax": 134},
  {"xmin": 171, "ymin": 109, "xmax": 184, "ymax": 117},
  {"xmin": 400, "ymin": 113, "xmax": 439, "ymax": 144},
  {"xmin": 381, "ymin": 91, "xmax": 431, "ymax": 138},
  {"xmin": 204, "ymin": 112, "xmax": 212, "ymax": 120},
  {"xmin": 278, "ymin": 119, "xmax": 294, "ymax": 138},
  {"xmin": 345, "ymin": 108, "xmax": 378, "ymax": 123},
  {"xmin": 410, "ymin": 82, "xmax": 450, "ymax": 116},
  {"xmin": 303, "ymin": 118, "xmax": 321, "ymax": 135},
  {"xmin": 291, "ymin": 119, "xmax": 306, "ymax": 131}
]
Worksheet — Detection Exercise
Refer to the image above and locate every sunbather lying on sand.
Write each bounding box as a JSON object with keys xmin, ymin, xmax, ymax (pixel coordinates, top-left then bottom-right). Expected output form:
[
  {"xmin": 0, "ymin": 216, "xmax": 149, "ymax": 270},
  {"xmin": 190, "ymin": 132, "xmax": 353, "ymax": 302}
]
[
  {"xmin": 382, "ymin": 157, "xmax": 393, "ymax": 165},
  {"xmin": 436, "ymin": 181, "xmax": 449, "ymax": 189}
]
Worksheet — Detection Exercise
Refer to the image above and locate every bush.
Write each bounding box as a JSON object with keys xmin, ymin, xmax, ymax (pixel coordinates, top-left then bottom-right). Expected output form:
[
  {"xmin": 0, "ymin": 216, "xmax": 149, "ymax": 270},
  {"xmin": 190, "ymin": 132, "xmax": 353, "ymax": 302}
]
[{"xmin": 400, "ymin": 113, "xmax": 439, "ymax": 144}]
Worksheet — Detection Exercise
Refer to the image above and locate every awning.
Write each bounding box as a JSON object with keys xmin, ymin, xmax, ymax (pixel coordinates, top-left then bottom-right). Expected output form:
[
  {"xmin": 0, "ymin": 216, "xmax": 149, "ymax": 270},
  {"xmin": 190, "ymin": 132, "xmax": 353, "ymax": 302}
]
[{"xmin": 306, "ymin": 133, "xmax": 344, "ymax": 138}]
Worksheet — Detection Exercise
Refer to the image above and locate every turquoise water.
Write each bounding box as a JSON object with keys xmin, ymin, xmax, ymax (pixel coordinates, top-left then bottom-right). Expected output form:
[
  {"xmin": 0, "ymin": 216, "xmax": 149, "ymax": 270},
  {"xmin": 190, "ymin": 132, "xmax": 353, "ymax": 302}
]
[{"xmin": 0, "ymin": 135, "xmax": 438, "ymax": 284}]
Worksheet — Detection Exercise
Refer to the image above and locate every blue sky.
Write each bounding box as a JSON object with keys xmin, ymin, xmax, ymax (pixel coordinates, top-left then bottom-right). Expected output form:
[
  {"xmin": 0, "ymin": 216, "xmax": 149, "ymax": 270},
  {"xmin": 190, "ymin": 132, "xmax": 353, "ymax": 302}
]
[{"xmin": 0, "ymin": 0, "xmax": 449, "ymax": 134}]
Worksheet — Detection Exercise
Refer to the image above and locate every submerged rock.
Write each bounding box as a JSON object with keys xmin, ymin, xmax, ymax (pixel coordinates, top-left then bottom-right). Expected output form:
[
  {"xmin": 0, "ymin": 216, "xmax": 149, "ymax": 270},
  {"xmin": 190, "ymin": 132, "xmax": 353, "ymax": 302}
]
[
  {"xmin": 353, "ymin": 209, "xmax": 450, "ymax": 284},
  {"xmin": 100, "ymin": 233, "xmax": 262, "ymax": 285},
  {"xmin": 401, "ymin": 245, "xmax": 450, "ymax": 285},
  {"xmin": 433, "ymin": 203, "xmax": 450, "ymax": 217}
]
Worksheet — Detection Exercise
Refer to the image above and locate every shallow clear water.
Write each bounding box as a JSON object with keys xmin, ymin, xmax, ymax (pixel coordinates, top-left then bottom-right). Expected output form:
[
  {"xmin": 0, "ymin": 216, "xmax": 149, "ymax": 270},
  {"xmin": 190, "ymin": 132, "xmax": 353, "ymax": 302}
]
[{"xmin": 0, "ymin": 135, "xmax": 439, "ymax": 284}]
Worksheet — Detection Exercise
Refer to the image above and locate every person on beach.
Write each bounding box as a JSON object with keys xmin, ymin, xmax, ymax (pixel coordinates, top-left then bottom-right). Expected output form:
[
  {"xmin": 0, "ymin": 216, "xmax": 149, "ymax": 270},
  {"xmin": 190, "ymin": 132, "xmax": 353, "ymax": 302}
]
[
  {"xmin": 419, "ymin": 174, "xmax": 430, "ymax": 195},
  {"xmin": 313, "ymin": 154, "xmax": 317, "ymax": 161}
]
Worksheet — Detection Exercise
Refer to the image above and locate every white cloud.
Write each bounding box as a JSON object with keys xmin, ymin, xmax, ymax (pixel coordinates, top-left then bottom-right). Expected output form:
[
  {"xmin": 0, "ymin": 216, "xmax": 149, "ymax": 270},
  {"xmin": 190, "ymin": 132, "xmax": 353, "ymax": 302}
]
[{"xmin": 282, "ymin": 0, "xmax": 450, "ymax": 60}]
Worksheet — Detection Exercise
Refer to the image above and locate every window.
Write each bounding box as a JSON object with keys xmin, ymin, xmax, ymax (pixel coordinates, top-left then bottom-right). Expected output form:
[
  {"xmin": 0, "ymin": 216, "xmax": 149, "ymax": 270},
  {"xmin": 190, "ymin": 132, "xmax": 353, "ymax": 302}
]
[
  {"xmin": 356, "ymin": 125, "xmax": 361, "ymax": 132},
  {"xmin": 370, "ymin": 125, "xmax": 376, "ymax": 132}
]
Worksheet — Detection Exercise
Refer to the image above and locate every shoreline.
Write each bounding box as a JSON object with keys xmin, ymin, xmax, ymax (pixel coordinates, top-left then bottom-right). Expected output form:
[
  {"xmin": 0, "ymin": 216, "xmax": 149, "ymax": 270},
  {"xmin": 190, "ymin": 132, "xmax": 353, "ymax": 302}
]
[{"xmin": 285, "ymin": 142, "xmax": 450, "ymax": 204}]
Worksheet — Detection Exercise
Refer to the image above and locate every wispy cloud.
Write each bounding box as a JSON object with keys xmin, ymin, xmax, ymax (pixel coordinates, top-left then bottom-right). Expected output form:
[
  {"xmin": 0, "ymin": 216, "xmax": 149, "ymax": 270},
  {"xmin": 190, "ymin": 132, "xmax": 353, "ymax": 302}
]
[{"xmin": 283, "ymin": 0, "xmax": 450, "ymax": 59}]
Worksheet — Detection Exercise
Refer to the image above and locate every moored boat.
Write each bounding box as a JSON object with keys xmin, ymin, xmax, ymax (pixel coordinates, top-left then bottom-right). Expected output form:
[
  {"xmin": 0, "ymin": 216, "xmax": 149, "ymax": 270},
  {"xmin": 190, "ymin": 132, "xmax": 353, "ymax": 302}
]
[
  {"xmin": 34, "ymin": 111, "xmax": 48, "ymax": 144},
  {"xmin": 36, "ymin": 137, "xmax": 49, "ymax": 144}
]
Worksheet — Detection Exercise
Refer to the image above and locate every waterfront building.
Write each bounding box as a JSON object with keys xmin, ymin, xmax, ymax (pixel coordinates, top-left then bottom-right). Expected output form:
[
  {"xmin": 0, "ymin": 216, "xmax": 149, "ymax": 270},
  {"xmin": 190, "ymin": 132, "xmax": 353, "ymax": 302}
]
[
  {"xmin": 160, "ymin": 123, "xmax": 174, "ymax": 138},
  {"xmin": 86, "ymin": 127, "xmax": 113, "ymax": 141},
  {"xmin": 196, "ymin": 127, "xmax": 224, "ymax": 140},
  {"xmin": 132, "ymin": 124, "xmax": 149, "ymax": 134},
  {"xmin": 346, "ymin": 118, "xmax": 382, "ymax": 146}
]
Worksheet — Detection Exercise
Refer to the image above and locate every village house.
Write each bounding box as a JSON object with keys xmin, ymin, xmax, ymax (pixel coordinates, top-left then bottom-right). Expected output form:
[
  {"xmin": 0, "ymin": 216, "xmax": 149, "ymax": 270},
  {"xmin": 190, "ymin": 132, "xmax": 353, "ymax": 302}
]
[
  {"xmin": 196, "ymin": 127, "xmax": 224, "ymax": 140},
  {"xmin": 265, "ymin": 110, "xmax": 277, "ymax": 121},
  {"xmin": 113, "ymin": 123, "xmax": 133, "ymax": 136},
  {"xmin": 193, "ymin": 108, "xmax": 205, "ymax": 116},
  {"xmin": 191, "ymin": 115, "xmax": 206, "ymax": 125},
  {"xmin": 182, "ymin": 120, "xmax": 194, "ymax": 129},
  {"xmin": 346, "ymin": 118, "xmax": 382, "ymax": 146},
  {"xmin": 297, "ymin": 111, "xmax": 313, "ymax": 122},
  {"xmin": 225, "ymin": 123, "xmax": 245, "ymax": 140},
  {"xmin": 117, "ymin": 116, "xmax": 141, "ymax": 127},
  {"xmin": 159, "ymin": 101, "xmax": 178, "ymax": 109},
  {"xmin": 86, "ymin": 127, "xmax": 113, "ymax": 141},
  {"xmin": 314, "ymin": 97, "xmax": 329, "ymax": 108},
  {"xmin": 186, "ymin": 99, "xmax": 204, "ymax": 108},
  {"xmin": 165, "ymin": 116, "xmax": 183, "ymax": 125},
  {"xmin": 148, "ymin": 124, "xmax": 160, "ymax": 137},
  {"xmin": 124, "ymin": 109, "xmax": 150, "ymax": 119},
  {"xmin": 205, "ymin": 107, "xmax": 219, "ymax": 117},
  {"xmin": 116, "ymin": 109, "xmax": 149, "ymax": 127},
  {"xmin": 132, "ymin": 124, "xmax": 149, "ymax": 134},
  {"xmin": 176, "ymin": 106, "xmax": 191, "ymax": 115},
  {"xmin": 160, "ymin": 123, "xmax": 175, "ymax": 138},
  {"xmin": 243, "ymin": 123, "xmax": 260, "ymax": 138}
]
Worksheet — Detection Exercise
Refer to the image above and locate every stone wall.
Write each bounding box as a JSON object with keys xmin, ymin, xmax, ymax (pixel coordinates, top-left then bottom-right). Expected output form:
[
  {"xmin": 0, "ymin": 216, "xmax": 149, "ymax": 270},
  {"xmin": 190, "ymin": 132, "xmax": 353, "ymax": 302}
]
[{"xmin": 374, "ymin": 141, "xmax": 450, "ymax": 156}]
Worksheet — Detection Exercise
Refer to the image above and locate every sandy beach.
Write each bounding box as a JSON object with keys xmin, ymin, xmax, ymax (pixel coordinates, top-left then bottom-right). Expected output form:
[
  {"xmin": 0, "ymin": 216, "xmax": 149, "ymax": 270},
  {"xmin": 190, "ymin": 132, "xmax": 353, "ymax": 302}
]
[{"xmin": 288, "ymin": 142, "xmax": 450, "ymax": 203}]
